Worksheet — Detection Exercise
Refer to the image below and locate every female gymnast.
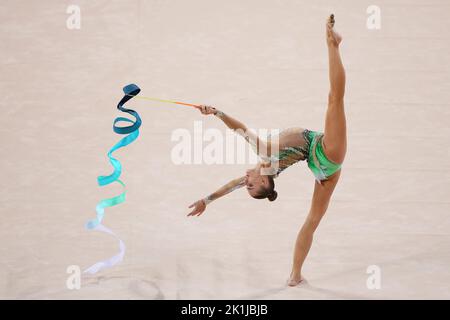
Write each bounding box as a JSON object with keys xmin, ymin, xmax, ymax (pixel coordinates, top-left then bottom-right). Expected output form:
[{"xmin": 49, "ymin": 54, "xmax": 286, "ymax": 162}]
[{"xmin": 187, "ymin": 15, "xmax": 347, "ymax": 286}]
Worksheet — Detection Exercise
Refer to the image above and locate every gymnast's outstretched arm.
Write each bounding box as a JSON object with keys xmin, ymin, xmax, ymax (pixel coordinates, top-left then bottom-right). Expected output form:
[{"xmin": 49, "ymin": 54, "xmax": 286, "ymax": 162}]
[
  {"xmin": 187, "ymin": 176, "xmax": 246, "ymax": 217},
  {"xmin": 198, "ymin": 105, "xmax": 270, "ymax": 156}
]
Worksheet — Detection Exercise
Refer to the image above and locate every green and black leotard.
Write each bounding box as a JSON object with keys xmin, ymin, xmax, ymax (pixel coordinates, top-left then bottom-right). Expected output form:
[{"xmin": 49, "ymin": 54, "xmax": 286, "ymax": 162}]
[{"xmin": 260, "ymin": 129, "xmax": 342, "ymax": 183}]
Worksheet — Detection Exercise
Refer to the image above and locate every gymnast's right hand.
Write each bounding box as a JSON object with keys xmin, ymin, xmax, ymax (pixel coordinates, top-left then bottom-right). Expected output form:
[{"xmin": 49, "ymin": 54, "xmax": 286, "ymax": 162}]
[
  {"xmin": 187, "ymin": 199, "xmax": 206, "ymax": 217},
  {"xmin": 199, "ymin": 105, "xmax": 217, "ymax": 115}
]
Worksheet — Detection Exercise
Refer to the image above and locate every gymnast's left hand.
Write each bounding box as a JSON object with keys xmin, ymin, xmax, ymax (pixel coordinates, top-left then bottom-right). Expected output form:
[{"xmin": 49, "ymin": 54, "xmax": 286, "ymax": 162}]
[{"xmin": 187, "ymin": 199, "xmax": 206, "ymax": 217}]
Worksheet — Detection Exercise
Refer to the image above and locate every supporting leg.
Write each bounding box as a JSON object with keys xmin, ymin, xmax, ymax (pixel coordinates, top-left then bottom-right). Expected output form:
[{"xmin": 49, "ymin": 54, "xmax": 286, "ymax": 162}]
[{"xmin": 288, "ymin": 170, "xmax": 340, "ymax": 286}]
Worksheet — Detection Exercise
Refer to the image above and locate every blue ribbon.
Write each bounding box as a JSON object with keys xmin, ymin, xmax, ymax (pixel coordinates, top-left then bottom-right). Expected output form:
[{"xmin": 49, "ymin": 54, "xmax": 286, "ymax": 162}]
[{"xmin": 84, "ymin": 84, "xmax": 142, "ymax": 274}]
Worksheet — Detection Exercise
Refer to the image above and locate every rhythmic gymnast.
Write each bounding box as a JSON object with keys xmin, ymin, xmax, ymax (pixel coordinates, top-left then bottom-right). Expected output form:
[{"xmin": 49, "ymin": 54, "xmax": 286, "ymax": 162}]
[{"xmin": 187, "ymin": 15, "xmax": 347, "ymax": 286}]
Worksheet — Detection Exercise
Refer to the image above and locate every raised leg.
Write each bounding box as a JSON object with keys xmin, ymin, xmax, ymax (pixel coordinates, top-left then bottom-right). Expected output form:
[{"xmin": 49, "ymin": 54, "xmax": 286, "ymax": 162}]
[{"xmin": 323, "ymin": 15, "xmax": 347, "ymax": 164}]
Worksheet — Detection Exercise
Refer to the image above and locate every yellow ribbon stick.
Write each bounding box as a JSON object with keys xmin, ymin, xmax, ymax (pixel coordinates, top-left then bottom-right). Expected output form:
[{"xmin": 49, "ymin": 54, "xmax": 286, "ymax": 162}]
[{"xmin": 126, "ymin": 94, "xmax": 202, "ymax": 109}]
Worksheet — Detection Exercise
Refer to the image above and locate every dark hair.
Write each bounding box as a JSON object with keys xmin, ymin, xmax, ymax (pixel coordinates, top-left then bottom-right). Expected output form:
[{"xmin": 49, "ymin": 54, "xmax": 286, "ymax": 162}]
[{"xmin": 252, "ymin": 175, "xmax": 278, "ymax": 202}]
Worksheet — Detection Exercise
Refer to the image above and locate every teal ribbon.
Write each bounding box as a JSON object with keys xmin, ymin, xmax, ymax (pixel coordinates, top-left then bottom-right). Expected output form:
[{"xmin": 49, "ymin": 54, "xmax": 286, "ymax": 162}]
[{"xmin": 84, "ymin": 84, "xmax": 142, "ymax": 274}]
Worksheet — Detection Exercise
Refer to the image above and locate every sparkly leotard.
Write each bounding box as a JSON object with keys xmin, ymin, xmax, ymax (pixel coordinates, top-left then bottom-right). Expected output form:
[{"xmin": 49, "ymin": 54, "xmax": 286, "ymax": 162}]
[{"xmin": 259, "ymin": 129, "xmax": 341, "ymax": 182}]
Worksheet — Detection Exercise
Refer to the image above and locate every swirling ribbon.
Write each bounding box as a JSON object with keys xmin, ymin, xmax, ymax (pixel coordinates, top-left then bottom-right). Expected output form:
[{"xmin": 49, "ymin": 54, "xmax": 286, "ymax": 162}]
[{"xmin": 84, "ymin": 84, "xmax": 142, "ymax": 274}]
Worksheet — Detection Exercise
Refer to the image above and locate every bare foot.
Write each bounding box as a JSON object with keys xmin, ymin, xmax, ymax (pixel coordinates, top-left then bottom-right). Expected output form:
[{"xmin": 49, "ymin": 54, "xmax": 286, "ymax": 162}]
[
  {"xmin": 326, "ymin": 14, "xmax": 342, "ymax": 48},
  {"xmin": 287, "ymin": 273, "xmax": 305, "ymax": 287}
]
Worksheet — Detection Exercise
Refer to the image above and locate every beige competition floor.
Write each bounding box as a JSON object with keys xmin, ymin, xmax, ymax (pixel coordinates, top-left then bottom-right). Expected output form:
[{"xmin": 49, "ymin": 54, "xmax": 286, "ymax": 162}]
[{"xmin": 1, "ymin": 0, "xmax": 449, "ymax": 299}]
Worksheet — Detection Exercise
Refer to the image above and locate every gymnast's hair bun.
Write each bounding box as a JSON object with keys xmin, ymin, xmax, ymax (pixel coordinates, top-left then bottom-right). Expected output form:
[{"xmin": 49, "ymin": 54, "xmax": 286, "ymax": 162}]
[{"xmin": 267, "ymin": 190, "xmax": 278, "ymax": 202}]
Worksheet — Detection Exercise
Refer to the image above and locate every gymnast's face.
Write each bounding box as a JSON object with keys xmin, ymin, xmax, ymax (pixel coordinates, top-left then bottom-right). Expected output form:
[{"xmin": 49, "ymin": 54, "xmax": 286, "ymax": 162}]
[{"xmin": 245, "ymin": 163, "xmax": 270, "ymax": 197}]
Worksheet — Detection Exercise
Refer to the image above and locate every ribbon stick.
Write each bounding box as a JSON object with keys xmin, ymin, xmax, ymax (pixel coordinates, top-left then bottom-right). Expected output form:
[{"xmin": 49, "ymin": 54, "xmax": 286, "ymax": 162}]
[
  {"xmin": 84, "ymin": 84, "xmax": 142, "ymax": 275},
  {"xmin": 125, "ymin": 94, "xmax": 202, "ymax": 109}
]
